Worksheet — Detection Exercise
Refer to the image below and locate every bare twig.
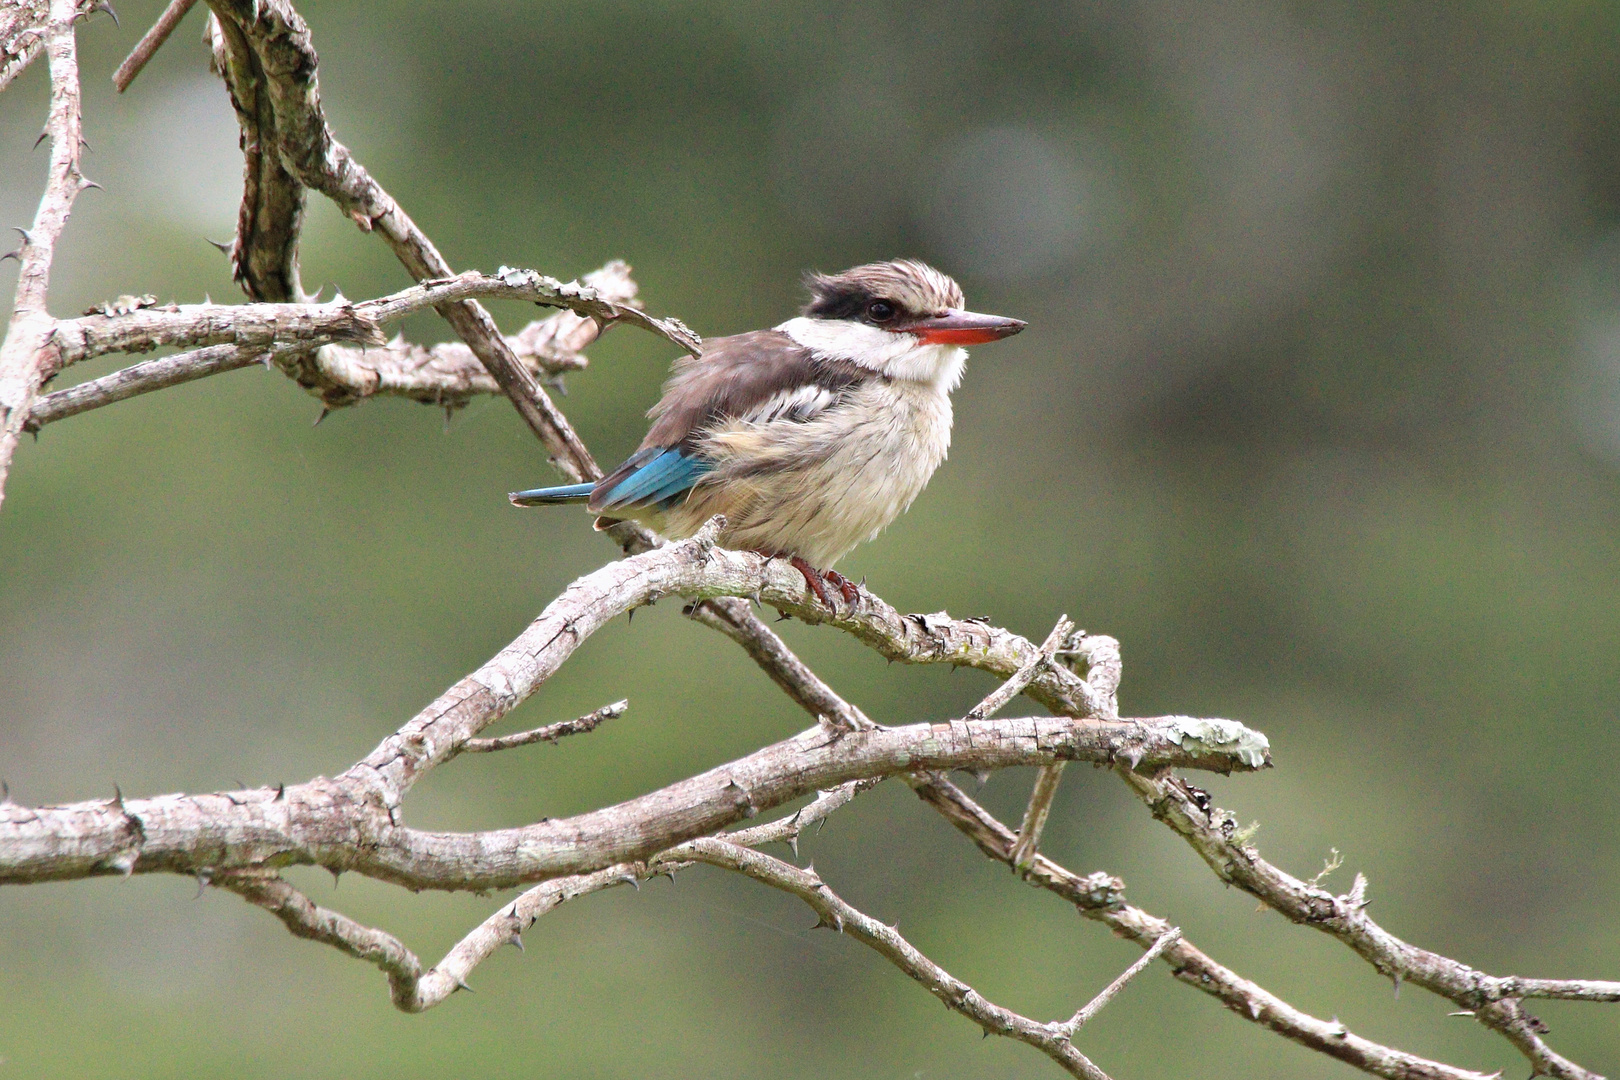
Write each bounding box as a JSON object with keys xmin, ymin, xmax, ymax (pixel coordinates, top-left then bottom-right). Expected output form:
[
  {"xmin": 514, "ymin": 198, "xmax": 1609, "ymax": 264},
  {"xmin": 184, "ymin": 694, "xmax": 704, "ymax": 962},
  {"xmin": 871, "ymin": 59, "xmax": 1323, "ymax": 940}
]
[
  {"xmin": 682, "ymin": 837, "xmax": 1115, "ymax": 1080},
  {"xmin": 1009, "ymin": 633, "xmax": 1121, "ymax": 872},
  {"xmin": 719, "ymin": 779, "xmax": 882, "ymax": 850},
  {"xmin": 967, "ymin": 615, "xmax": 1072, "ymax": 721},
  {"xmin": 112, "ymin": 0, "xmax": 197, "ymax": 92},
  {"xmin": 26, "ymin": 342, "xmax": 260, "ymax": 429},
  {"xmin": 222, "ymin": 781, "xmax": 884, "ymax": 1013},
  {"xmin": 204, "ymin": 0, "xmax": 616, "ymax": 484},
  {"xmin": 25, "ymin": 263, "xmax": 691, "ymax": 429},
  {"xmin": 1114, "ymin": 766, "xmax": 1610, "ymax": 1079},
  {"xmin": 1056, "ymin": 926, "xmax": 1181, "ymax": 1037},
  {"xmin": 53, "ymin": 264, "xmax": 697, "ymax": 369},
  {"xmin": 26, "ymin": 264, "xmax": 652, "ymax": 429},
  {"xmin": 907, "ymin": 774, "xmax": 1497, "ymax": 1080},
  {"xmin": 455, "ymin": 700, "xmax": 627, "ymax": 755},
  {"xmin": 687, "ymin": 596, "xmax": 877, "ymax": 732},
  {"xmin": 216, "ymin": 869, "xmax": 423, "ymax": 998},
  {"xmin": 1009, "ymin": 764, "xmax": 1068, "ymax": 871},
  {"xmin": 692, "ymin": 586, "xmax": 1533, "ymax": 1079},
  {"xmin": 0, "ymin": 0, "xmax": 87, "ymax": 510}
]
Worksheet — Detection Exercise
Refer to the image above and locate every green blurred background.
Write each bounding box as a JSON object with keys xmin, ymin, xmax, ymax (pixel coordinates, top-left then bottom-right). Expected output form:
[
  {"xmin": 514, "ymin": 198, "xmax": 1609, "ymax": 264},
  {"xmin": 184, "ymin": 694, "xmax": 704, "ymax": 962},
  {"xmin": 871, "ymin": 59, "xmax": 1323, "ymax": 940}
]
[{"xmin": 3, "ymin": 1, "xmax": 1618, "ymax": 1076}]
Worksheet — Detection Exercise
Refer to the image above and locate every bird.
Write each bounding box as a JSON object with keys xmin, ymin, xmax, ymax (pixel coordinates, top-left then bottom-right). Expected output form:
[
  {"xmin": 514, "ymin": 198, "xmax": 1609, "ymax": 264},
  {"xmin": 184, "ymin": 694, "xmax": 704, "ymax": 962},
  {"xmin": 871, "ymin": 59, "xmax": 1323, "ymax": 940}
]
[{"xmin": 509, "ymin": 259, "xmax": 1026, "ymax": 610}]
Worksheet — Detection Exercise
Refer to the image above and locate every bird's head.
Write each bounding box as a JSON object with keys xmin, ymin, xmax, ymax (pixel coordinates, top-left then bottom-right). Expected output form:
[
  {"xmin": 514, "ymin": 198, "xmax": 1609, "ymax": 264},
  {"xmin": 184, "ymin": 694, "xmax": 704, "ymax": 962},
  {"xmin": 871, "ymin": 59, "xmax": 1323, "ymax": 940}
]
[{"xmin": 778, "ymin": 260, "xmax": 1025, "ymax": 388}]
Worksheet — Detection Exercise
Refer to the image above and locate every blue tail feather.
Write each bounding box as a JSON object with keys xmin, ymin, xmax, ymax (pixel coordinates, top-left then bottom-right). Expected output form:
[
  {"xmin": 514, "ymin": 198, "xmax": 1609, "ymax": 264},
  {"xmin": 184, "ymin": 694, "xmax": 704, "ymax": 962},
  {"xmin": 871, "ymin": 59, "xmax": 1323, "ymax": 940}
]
[
  {"xmin": 509, "ymin": 482, "xmax": 594, "ymax": 506},
  {"xmin": 511, "ymin": 448, "xmax": 708, "ymax": 513},
  {"xmin": 594, "ymin": 448, "xmax": 708, "ymax": 512}
]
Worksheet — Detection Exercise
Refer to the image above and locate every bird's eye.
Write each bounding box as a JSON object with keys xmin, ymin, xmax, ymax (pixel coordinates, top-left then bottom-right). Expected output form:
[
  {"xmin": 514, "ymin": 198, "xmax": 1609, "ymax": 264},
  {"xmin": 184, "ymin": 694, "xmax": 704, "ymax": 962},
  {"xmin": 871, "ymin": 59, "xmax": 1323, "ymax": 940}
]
[{"xmin": 867, "ymin": 300, "xmax": 896, "ymax": 322}]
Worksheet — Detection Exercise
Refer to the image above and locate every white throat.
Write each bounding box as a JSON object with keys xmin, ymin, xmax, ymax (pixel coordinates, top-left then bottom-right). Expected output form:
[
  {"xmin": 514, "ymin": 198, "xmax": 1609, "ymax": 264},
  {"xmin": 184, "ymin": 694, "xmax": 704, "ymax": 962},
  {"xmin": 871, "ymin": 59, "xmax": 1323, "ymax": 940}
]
[{"xmin": 776, "ymin": 316, "xmax": 967, "ymax": 393}]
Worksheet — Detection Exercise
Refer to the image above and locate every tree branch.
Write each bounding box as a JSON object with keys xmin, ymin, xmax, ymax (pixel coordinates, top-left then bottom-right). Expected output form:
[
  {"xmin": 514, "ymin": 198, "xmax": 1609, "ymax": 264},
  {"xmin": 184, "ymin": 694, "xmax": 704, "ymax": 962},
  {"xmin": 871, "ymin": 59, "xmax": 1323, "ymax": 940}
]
[
  {"xmin": 205, "ymin": 5, "xmax": 304, "ymax": 304},
  {"xmin": 0, "ymin": 0, "xmax": 54, "ymax": 92},
  {"xmin": 0, "ymin": 710, "xmax": 1259, "ymax": 891},
  {"xmin": 1114, "ymin": 765, "xmax": 1610, "ymax": 1079},
  {"xmin": 52, "ymin": 264, "xmax": 698, "ymax": 370},
  {"xmin": 682, "ymin": 836, "xmax": 1115, "ymax": 1080},
  {"xmin": 907, "ymin": 775, "xmax": 1498, "ymax": 1080},
  {"xmin": 219, "ymin": 781, "xmax": 883, "ymax": 1013},
  {"xmin": 453, "ymin": 700, "xmax": 627, "ymax": 755},
  {"xmin": 203, "ymin": 0, "xmax": 617, "ymax": 484},
  {"xmin": 1056, "ymin": 927, "xmax": 1182, "ymax": 1037},
  {"xmin": 27, "ymin": 342, "xmax": 259, "ymax": 429},
  {"xmin": 0, "ymin": 0, "xmax": 87, "ymax": 509},
  {"xmin": 25, "ymin": 263, "xmax": 659, "ymax": 429},
  {"xmin": 689, "ymin": 571, "xmax": 1565, "ymax": 1080},
  {"xmin": 112, "ymin": 0, "xmax": 197, "ymax": 93}
]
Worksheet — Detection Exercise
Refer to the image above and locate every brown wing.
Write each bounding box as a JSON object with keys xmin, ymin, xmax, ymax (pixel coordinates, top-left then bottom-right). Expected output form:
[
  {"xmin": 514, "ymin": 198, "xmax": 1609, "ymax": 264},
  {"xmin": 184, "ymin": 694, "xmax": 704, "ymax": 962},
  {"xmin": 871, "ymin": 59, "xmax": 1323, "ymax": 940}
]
[
  {"xmin": 591, "ymin": 330, "xmax": 876, "ymax": 506},
  {"xmin": 643, "ymin": 330, "xmax": 872, "ymax": 451}
]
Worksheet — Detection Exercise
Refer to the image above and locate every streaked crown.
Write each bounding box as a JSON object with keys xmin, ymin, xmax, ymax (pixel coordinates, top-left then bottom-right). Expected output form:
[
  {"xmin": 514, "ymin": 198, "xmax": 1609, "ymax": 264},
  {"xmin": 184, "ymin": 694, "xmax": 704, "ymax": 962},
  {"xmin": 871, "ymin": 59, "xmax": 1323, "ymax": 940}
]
[{"xmin": 803, "ymin": 260, "xmax": 965, "ymax": 329}]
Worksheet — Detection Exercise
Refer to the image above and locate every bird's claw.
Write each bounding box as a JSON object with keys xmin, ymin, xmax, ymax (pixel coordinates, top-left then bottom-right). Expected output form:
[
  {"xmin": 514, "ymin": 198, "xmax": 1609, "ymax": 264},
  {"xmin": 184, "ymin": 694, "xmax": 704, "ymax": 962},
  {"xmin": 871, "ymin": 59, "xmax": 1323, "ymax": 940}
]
[
  {"xmin": 789, "ymin": 555, "xmax": 840, "ymax": 612},
  {"xmin": 823, "ymin": 569, "xmax": 861, "ymax": 606}
]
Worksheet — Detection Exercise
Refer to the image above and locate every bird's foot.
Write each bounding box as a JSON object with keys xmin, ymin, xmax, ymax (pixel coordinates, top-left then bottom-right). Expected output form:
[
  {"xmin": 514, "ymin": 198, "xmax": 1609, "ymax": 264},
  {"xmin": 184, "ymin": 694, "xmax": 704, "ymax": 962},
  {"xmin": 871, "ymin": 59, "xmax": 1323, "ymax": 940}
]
[
  {"xmin": 822, "ymin": 568, "xmax": 861, "ymax": 605},
  {"xmin": 788, "ymin": 555, "xmax": 840, "ymax": 612}
]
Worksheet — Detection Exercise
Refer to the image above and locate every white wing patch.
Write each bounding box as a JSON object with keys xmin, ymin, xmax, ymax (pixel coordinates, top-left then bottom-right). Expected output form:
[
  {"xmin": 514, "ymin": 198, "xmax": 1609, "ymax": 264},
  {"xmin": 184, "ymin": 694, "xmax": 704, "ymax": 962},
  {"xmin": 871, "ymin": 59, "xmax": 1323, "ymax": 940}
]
[{"xmin": 745, "ymin": 383, "xmax": 842, "ymax": 425}]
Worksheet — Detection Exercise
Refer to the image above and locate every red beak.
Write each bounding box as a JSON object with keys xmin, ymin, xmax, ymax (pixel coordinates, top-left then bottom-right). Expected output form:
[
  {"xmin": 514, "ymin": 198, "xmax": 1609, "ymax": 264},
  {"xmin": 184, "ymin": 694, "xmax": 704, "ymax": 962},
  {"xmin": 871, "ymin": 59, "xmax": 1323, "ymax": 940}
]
[{"xmin": 901, "ymin": 309, "xmax": 1027, "ymax": 346}]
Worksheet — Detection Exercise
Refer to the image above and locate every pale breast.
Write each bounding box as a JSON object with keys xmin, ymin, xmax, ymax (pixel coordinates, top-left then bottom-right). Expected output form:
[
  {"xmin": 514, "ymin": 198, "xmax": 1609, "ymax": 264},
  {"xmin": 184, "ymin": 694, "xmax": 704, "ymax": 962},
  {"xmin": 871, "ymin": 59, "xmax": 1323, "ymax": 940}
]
[{"xmin": 662, "ymin": 380, "xmax": 954, "ymax": 567}]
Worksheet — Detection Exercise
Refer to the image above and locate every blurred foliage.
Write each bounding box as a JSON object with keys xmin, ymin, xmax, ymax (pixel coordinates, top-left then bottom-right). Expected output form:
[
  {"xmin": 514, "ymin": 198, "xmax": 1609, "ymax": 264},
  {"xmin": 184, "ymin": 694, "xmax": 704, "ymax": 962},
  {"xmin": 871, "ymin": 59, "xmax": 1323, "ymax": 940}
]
[{"xmin": 2, "ymin": 1, "xmax": 1619, "ymax": 1077}]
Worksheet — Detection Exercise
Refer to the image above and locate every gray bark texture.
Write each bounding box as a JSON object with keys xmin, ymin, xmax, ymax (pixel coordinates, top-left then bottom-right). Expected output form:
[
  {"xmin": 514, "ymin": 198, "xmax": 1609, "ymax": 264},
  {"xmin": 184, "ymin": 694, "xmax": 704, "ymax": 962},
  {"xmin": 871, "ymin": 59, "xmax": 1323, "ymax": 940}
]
[{"xmin": 0, "ymin": 3, "xmax": 1614, "ymax": 1079}]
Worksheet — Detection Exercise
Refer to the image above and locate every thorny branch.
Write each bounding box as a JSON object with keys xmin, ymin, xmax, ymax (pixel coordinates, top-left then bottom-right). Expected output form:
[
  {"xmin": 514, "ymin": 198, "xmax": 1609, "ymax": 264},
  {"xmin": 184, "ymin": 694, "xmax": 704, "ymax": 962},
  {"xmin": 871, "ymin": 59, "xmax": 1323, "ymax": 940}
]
[
  {"xmin": 682, "ymin": 836, "xmax": 1117, "ymax": 1080},
  {"xmin": 0, "ymin": 2, "xmax": 1614, "ymax": 1079},
  {"xmin": 0, "ymin": 0, "xmax": 95, "ymax": 512},
  {"xmin": 52, "ymin": 264, "xmax": 697, "ymax": 369},
  {"xmin": 702, "ymin": 603, "xmax": 1511, "ymax": 1080},
  {"xmin": 219, "ymin": 781, "xmax": 882, "ymax": 1014},
  {"xmin": 203, "ymin": 0, "xmax": 607, "ymax": 482},
  {"xmin": 1111, "ymin": 766, "xmax": 1620, "ymax": 1079},
  {"xmin": 25, "ymin": 261, "xmax": 693, "ymax": 430},
  {"xmin": 453, "ymin": 699, "xmax": 629, "ymax": 756}
]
